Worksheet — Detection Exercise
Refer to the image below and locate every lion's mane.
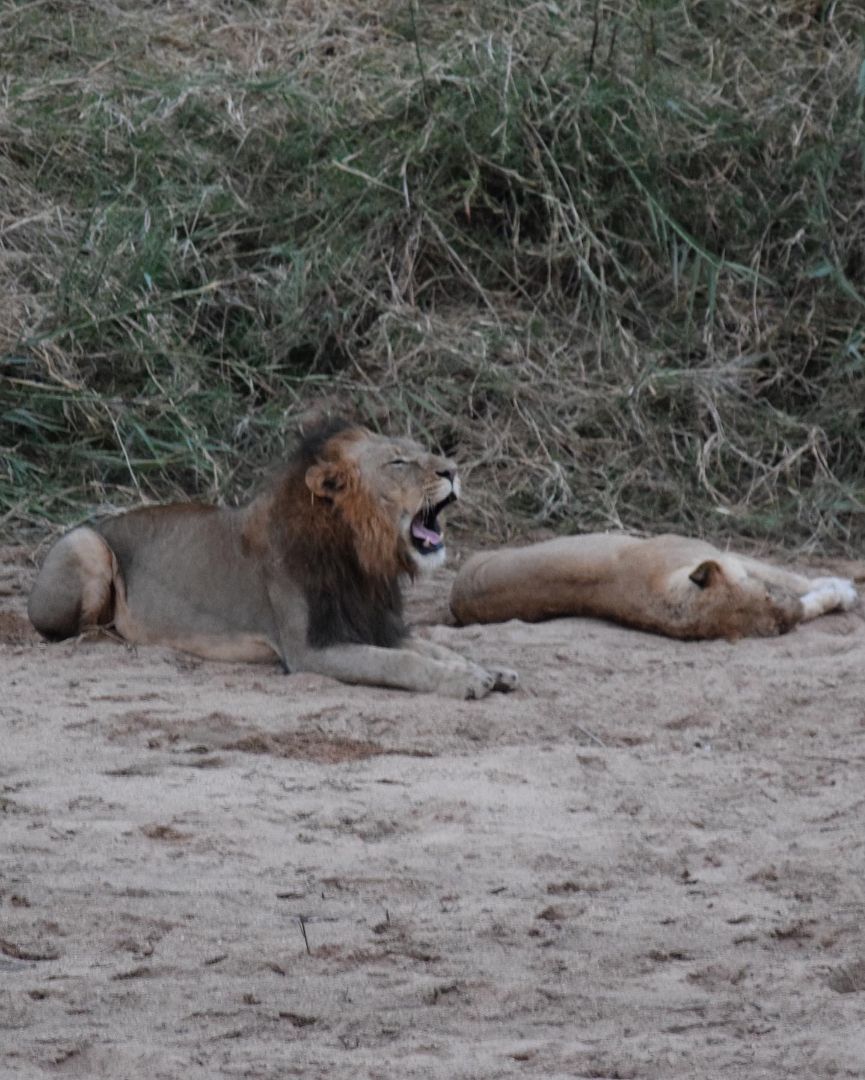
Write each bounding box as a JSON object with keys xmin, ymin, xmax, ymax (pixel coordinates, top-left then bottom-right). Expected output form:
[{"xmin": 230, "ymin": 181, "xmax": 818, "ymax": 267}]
[{"xmin": 256, "ymin": 419, "xmax": 415, "ymax": 650}]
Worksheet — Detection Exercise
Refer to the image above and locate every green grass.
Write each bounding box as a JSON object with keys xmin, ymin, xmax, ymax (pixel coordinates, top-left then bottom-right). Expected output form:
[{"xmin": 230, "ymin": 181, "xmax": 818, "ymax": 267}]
[{"xmin": 2, "ymin": 0, "xmax": 865, "ymax": 551}]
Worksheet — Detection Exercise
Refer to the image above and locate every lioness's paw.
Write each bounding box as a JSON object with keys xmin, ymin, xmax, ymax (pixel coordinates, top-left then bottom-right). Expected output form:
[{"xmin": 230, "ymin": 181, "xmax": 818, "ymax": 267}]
[
  {"xmin": 488, "ymin": 665, "xmax": 519, "ymax": 692},
  {"xmin": 809, "ymin": 576, "xmax": 858, "ymax": 611}
]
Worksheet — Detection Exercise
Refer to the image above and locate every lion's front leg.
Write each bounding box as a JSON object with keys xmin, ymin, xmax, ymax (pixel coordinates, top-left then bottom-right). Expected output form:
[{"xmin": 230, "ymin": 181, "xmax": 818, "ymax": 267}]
[
  {"xmin": 408, "ymin": 635, "xmax": 519, "ymax": 692},
  {"xmin": 285, "ymin": 642, "xmax": 498, "ymax": 699}
]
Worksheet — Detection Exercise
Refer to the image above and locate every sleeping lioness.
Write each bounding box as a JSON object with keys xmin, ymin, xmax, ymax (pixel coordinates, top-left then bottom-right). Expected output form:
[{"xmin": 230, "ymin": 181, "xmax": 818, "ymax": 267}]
[{"xmin": 450, "ymin": 533, "xmax": 858, "ymax": 640}]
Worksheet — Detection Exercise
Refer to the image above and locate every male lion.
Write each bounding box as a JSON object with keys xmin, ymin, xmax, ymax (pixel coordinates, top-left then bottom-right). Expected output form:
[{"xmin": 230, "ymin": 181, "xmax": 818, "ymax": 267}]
[
  {"xmin": 28, "ymin": 421, "xmax": 517, "ymax": 698},
  {"xmin": 450, "ymin": 533, "xmax": 858, "ymax": 640}
]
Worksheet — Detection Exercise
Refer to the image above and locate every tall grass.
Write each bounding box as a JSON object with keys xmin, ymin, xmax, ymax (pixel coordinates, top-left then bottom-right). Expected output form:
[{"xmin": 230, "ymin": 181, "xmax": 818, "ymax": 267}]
[{"xmin": 2, "ymin": 0, "xmax": 864, "ymax": 551}]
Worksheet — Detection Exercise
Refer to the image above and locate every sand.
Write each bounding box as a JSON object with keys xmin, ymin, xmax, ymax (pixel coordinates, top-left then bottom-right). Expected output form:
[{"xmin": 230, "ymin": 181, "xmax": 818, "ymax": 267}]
[{"xmin": 2, "ymin": 542, "xmax": 865, "ymax": 1079}]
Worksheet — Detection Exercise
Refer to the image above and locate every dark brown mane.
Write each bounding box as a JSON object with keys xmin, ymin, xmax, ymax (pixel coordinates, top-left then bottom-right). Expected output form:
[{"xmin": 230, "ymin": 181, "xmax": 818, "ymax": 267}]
[{"xmin": 266, "ymin": 420, "xmax": 412, "ymax": 650}]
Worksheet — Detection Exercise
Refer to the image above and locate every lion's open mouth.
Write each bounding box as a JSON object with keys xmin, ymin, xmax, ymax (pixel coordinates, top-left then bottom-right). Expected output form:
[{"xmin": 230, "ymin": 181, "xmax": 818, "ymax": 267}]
[{"xmin": 410, "ymin": 493, "xmax": 455, "ymax": 556}]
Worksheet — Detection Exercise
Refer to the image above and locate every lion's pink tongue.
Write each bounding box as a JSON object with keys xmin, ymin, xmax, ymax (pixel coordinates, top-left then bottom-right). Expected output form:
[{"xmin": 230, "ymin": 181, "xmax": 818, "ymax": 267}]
[{"xmin": 411, "ymin": 519, "xmax": 442, "ymax": 546}]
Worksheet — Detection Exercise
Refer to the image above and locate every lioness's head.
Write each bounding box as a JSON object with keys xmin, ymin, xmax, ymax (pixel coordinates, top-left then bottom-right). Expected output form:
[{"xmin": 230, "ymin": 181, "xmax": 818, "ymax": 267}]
[
  {"xmin": 302, "ymin": 422, "xmax": 459, "ymax": 576},
  {"xmin": 687, "ymin": 558, "xmax": 802, "ymax": 638}
]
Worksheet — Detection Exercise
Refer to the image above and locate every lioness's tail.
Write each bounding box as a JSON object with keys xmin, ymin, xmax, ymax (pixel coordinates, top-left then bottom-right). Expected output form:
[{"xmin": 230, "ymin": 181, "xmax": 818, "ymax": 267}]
[{"xmin": 28, "ymin": 527, "xmax": 116, "ymax": 640}]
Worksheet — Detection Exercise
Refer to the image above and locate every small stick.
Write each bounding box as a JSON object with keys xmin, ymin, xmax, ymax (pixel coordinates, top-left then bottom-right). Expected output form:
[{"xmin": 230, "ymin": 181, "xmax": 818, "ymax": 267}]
[
  {"xmin": 297, "ymin": 916, "xmax": 311, "ymax": 956},
  {"xmin": 575, "ymin": 724, "xmax": 606, "ymax": 749}
]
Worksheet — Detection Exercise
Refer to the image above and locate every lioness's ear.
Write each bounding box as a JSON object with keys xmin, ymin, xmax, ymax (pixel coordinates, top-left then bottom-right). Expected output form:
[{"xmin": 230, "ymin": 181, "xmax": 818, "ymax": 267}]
[
  {"xmin": 305, "ymin": 461, "xmax": 350, "ymax": 499},
  {"xmin": 689, "ymin": 560, "xmax": 723, "ymax": 589}
]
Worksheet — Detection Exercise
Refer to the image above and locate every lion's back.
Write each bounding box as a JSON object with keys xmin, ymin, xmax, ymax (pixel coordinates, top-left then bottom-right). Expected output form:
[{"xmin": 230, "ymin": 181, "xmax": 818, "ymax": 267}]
[{"xmin": 97, "ymin": 504, "xmax": 277, "ymax": 639}]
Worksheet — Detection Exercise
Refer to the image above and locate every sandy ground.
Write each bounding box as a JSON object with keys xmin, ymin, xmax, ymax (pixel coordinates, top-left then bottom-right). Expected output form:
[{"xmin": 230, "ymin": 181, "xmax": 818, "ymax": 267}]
[{"xmin": 2, "ymin": 541, "xmax": 865, "ymax": 1080}]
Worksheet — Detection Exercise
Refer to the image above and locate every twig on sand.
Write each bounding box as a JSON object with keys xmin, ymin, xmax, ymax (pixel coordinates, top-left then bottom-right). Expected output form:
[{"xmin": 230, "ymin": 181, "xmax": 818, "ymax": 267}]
[
  {"xmin": 297, "ymin": 915, "xmax": 311, "ymax": 956},
  {"xmin": 575, "ymin": 724, "xmax": 606, "ymax": 749}
]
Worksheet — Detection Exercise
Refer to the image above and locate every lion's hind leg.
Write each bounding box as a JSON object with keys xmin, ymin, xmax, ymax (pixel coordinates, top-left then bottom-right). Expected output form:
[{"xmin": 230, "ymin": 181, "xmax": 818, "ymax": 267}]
[{"xmin": 28, "ymin": 527, "xmax": 117, "ymax": 641}]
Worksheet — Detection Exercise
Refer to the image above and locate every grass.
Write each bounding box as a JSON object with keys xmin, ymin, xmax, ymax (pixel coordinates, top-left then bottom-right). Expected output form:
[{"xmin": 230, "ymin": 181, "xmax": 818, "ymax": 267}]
[{"xmin": 2, "ymin": 0, "xmax": 865, "ymax": 552}]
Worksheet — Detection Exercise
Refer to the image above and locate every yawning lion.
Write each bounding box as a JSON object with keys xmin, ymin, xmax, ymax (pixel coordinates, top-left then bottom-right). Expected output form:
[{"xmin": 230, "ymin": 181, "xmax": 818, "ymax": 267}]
[{"xmin": 29, "ymin": 421, "xmax": 517, "ymax": 698}]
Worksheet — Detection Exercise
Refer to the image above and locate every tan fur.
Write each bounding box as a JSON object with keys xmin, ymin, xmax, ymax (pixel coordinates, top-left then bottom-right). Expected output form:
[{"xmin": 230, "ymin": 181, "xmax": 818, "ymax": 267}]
[
  {"xmin": 450, "ymin": 533, "xmax": 857, "ymax": 640},
  {"xmin": 28, "ymin": 426, "xmax": 517, "ymax": 698}
]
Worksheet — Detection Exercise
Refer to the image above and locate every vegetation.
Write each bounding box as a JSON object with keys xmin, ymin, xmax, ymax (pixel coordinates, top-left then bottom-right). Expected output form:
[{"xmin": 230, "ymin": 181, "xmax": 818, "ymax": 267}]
[{"xmin": 2, "ymin": 0, "xmax": 865, "ymax": 551}]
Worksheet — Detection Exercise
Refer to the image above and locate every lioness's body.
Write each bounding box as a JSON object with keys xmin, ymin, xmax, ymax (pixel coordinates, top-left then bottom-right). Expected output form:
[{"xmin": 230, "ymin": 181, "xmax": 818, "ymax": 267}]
[
  {"xmin": 29, "ymin": 423, "xmax": 517, "ymax": 698},
  {"xmin": 451, "ymin": 533, "xmax": 857, "ymax": 640}
]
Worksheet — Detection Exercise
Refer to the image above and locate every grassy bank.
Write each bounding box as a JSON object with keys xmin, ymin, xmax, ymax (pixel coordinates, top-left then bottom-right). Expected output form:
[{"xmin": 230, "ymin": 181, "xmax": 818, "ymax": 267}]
[{"xmin": 2, "ymin": 0, "xmax": 864, "ymax": 550}]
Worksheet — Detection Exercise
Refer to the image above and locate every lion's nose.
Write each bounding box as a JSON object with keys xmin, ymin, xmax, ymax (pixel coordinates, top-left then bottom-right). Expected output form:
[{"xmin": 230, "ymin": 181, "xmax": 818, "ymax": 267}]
[{"xmin": 437, "ymin": 468, "xmax": 456, "ymax": 484}]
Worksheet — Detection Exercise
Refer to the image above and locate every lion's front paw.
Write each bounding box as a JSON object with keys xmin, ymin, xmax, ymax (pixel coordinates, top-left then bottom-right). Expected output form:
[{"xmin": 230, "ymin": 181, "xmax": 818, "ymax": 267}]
[
  {"xmin": 488, "ymin": 665, "xmax": 519, "ymax": 692},
  {"xmin": 438, "ymin": 664, "xmax": 496, "ymax": 700}
]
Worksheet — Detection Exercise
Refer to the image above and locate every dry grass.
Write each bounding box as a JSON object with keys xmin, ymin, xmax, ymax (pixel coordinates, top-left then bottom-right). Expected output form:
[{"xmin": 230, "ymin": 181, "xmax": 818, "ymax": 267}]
[{"xmin": 2, "ymin": 0, "xmax": 865, "ymax": 550}]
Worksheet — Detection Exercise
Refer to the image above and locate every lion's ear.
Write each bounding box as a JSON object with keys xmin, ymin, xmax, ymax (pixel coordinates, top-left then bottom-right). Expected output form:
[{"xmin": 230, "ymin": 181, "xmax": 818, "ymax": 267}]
[
  {"xmin": 305, "ymin": 461, "xmax": 352, "ymax": 500},
  {"xmin": 689, "ymin": 559, "xmax": 724, "ymax": 589}
]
